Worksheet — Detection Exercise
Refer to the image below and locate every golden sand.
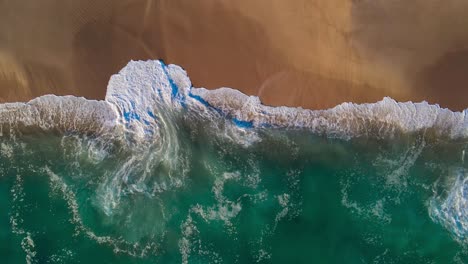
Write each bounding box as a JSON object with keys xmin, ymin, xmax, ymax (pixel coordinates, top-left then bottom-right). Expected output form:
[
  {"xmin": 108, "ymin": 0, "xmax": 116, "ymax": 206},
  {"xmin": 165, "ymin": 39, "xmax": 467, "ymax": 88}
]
[{"xmin": 0, "ymin": 0, "xmax": 466, "ymax": 110}]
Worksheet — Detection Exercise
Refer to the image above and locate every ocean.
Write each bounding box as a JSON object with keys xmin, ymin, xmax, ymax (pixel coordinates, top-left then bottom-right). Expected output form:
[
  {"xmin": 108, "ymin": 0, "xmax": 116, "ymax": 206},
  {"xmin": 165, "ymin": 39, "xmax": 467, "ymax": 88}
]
[{"xmin": 0, "ymin": 60, "xmax": 467, "ymax": 263}]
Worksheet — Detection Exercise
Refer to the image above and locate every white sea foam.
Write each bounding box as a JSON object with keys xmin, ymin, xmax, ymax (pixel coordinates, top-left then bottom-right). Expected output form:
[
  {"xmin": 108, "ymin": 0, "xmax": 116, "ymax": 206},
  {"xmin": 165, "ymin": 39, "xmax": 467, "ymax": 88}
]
[
  {"xmin": 430, "ymin": 168, "xmax": 468, "ymax": 243},
  {"xmin": 46, "ymin": 166, "xmax": 160, "ymax": 257},
  {"xmin": 191, "ymin": 87, "xmax": 468, "ymax": 139},
  {"xmin": 1, "ymin": 59, "xmax": 466, "ymax": 259},
  {"xmin": 1, "ymin": 60, "xmax": 464, "ymax": 245},
  {"xmin": 21, "ymin": 233, "xmax": 37, "ymax": 264},
  {"xmin": 0, "ymin": 59, "xmax": 465, "ymax": 142},
  {"xmin": 105, "ymin": 61, "xmax": 190, "ymax": 140},
  {"xmin": 0, "ymin": 95, "xmax": 117, "ymax": 136}
]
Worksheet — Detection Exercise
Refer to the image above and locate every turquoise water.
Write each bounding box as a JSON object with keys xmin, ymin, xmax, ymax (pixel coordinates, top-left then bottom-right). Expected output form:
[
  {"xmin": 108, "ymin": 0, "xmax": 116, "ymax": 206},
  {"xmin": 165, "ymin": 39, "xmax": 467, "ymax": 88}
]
[
  {"xmin": 1, "ymin": 117, "xmax": 467, "ymax": 263},
  {"xmin": 0, "ymin": 60, "xmax": 467, "ymax": 263}
]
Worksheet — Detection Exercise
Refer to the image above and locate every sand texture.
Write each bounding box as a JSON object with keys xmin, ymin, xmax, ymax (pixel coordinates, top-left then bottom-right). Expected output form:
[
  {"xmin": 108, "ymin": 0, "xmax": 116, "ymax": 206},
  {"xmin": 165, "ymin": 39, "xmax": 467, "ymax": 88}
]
[{"xmin": 0, "ymin": 0, "xmax": 466, "ymax": 110}]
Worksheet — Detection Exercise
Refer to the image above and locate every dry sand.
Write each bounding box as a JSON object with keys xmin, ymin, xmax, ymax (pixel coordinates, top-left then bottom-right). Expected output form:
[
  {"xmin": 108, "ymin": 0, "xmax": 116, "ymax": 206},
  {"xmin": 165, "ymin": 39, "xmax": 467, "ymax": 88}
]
[{"xmin": 0, "ymin": 0, "xmax": 466, "ymax": 110}]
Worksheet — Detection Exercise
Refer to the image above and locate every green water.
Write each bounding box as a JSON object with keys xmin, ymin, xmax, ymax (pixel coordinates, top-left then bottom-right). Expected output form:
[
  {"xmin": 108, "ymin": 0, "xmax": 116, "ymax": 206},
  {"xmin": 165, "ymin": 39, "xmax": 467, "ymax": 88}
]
[{"xmin": 0, "ymin": 115, "xmax": 467, "ymax": 263}]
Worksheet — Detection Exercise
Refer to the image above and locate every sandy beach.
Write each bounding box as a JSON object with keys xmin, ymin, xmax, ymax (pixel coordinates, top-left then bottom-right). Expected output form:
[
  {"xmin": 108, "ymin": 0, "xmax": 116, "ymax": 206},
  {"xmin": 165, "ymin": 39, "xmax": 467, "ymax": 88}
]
[{"xmin": 0, "ymin": 0, "xmax": 466, "ymax": 110}]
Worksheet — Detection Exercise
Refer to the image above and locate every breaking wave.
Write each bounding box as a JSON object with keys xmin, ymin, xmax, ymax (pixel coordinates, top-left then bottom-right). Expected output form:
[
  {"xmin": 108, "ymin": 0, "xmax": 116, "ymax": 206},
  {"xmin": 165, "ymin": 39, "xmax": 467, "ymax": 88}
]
[{"xmin": 0, "ymin": 60, "xmax": 466, "ymax": 142}]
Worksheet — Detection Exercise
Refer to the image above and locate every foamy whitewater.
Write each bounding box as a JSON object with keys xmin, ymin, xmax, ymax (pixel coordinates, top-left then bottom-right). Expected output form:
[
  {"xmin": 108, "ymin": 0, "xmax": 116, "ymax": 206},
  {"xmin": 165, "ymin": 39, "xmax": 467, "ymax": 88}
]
[
  {"xmin": 0, "ymin": 60, "xmax": 467, "ymax": 263},
  {"xmin": 1, "ymin": 61, "xmax": 467, "ymax": 139}
]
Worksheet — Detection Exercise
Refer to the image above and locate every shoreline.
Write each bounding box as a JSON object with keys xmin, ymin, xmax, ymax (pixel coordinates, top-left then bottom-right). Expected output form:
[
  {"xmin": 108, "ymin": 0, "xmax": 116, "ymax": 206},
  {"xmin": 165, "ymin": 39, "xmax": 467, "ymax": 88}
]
[
  {"xmin": 0, "ymin": 60, "xmax": 466, "ymax": 142},
  {"xmin": 0, "ymin": 0, "xmax": 467, "ymax": 111}
]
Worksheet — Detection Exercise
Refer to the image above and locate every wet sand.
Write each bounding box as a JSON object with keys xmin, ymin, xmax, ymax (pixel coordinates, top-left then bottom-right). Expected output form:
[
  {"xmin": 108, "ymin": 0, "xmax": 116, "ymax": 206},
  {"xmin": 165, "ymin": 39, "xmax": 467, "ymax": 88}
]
[{"xmin": 0, "ymin": 0, "xmax": 467, "ymax": 110}]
